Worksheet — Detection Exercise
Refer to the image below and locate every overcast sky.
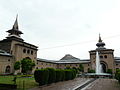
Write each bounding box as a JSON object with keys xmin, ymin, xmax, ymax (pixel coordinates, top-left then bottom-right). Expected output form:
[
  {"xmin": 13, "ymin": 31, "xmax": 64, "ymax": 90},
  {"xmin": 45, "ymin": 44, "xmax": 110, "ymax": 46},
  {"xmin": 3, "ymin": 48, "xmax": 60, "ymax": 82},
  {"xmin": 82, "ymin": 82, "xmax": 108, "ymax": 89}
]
[{"xmin": 0, "ymin": 0, "xmax": 120, "ymax": 60}]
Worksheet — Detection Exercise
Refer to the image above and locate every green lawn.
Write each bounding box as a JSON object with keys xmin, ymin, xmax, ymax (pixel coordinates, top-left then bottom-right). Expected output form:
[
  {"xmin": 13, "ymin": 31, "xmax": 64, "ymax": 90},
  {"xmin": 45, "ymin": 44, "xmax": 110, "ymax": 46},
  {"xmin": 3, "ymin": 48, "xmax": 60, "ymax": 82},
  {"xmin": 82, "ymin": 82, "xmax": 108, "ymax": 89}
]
[{"xmin": 0, "ymin": 75, "xmax": 39, "ymax": 90}]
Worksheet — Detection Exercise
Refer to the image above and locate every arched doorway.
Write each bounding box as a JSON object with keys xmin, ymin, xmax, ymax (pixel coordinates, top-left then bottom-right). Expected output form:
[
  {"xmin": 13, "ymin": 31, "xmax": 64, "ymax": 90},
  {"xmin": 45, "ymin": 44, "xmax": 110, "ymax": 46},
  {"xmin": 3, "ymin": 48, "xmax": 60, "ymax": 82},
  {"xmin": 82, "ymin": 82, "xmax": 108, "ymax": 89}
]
[
  {"xmin": 100, "ymin": 62, "xmax": 107, "ymax": 73},
  {"xmin": 24, "ymin": 57, "xmax": 31, "ymax": 60},
  {"xmin": 5, "ymin": 65, "xmax": 11, "ymax": 73}
]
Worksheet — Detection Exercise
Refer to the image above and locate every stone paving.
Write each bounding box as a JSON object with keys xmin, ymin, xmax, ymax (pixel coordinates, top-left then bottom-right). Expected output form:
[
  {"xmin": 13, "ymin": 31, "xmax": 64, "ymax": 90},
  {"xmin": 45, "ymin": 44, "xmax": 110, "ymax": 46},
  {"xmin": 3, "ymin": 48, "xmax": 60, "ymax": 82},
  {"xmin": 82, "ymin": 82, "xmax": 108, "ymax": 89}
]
[
  {"xmin": 83, "ymin": 78, "xmax": 120, "ymax": 90},
  {"xmin": 30, "ymin": 78, "xmax": 120, "ymax": 90},
  {"xmin": 30, "ymin": 78, "xmax": 92, "ymax": 90}
]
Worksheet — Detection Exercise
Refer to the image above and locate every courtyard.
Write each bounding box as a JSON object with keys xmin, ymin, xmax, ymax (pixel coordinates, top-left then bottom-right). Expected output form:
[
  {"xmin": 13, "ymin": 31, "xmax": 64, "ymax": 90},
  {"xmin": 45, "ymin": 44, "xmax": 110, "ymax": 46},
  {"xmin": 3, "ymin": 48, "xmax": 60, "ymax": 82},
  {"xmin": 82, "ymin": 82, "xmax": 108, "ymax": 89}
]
[
  {"xmin": 29, "ymin": 78, "xmax": 120, "ymax": 90},
  {"xmin": 0, "ymin": 75, "xmax": 120, "ymax": 90}
]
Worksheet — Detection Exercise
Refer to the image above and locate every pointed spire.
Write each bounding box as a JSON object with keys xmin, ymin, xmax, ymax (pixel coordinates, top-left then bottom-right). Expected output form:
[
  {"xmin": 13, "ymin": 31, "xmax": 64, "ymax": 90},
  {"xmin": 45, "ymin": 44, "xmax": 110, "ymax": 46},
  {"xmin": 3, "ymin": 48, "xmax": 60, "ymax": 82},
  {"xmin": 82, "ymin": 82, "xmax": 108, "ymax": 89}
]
[
  {"xmin": 98, "ymin": 33, "xmax": 102, "ymax": 42},
  {"xmin": 6, "ymin": 15, "xmax": 23, "ymax": 40},
  {"xmin": 12, "ymin": 14, "xmax": 19, "ymax": 30},
  {"xmin": 96, "ymin": 34, "xmax": 106, "ymax": 49}
]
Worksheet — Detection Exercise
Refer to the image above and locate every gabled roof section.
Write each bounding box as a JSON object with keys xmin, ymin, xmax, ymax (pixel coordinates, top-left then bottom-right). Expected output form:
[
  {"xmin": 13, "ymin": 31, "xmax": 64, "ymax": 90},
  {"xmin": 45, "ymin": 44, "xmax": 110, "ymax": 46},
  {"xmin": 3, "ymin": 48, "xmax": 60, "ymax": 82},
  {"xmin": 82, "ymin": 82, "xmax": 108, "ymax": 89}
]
[
  {"xmin": 37, "ymin": 58, "xmax": 56, "ymax": 63},
  {"xmin": 60, "ymin": 54, "xmax": 79, "ymax": 60}
]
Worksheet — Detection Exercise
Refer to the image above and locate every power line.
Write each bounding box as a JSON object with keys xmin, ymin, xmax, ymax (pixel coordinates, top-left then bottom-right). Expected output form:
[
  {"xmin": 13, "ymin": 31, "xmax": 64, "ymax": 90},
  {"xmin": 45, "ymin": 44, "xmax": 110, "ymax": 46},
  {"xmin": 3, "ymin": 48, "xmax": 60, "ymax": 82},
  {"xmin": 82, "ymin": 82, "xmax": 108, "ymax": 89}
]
[{"xmin": 39, "ymin": 34, "xmax": 120, "ymax": 50}]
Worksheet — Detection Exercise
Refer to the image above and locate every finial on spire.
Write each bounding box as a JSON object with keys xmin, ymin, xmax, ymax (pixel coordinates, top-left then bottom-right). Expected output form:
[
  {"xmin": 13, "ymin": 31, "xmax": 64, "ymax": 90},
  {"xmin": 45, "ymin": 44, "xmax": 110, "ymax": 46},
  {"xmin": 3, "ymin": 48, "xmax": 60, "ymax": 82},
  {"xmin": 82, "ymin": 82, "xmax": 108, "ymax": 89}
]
[
  {"xmin": 96, "ymin": 34, "xmax": 106, "ymax": 49},
  {"xmin": 6, "ymin": 15, "xmax": 23, "ymax": 39},
  {"xmin": 12, "ymin": 14, "xmax": 19, "ymax": 30},
  {"xmin": 98, "ymin": 33, "xmax": 102, "ymax": 42}
]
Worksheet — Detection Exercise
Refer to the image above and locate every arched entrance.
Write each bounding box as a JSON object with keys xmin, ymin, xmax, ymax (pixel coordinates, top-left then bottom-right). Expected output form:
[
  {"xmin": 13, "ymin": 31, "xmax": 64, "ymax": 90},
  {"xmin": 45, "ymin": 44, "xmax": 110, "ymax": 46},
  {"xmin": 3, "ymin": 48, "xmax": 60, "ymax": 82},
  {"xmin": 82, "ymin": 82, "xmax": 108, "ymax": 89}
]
[
  {"xmin": 100, "ymin": 62, "xmax": 107, "ymax": 73},
  {"xmin": 5, "ymin": 65, "xmax": 11, "ymax": 73},
  {"xmin": 24, "ymin": 57, "xmax": 31, "ymax": 60}
]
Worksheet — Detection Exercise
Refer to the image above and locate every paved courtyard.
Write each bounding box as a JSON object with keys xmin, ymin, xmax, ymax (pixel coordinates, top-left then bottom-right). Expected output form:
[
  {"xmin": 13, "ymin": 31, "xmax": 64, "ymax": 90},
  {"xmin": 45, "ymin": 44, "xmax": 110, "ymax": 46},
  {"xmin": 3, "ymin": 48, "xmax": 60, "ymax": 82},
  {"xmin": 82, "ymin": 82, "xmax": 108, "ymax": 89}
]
[
  {"xmin": 30, "ymin": 78, "xmax": 120, "ymax": 90},
  {"xmin": 83, "ymin": 78, "xmax": 120, "ymax": 90},
  {"xmin": 30, "ymin": 78, "xmax": 91, "ymax": 90}
]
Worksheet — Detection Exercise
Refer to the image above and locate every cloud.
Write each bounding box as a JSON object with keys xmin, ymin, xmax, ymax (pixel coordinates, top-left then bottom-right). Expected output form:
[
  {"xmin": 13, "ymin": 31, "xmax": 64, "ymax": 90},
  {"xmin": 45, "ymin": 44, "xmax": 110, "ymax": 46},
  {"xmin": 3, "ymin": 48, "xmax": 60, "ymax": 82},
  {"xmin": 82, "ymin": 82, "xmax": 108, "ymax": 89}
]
[{"xmin": 0, "ymin": 0, "xmax": 120, "ymax": 59}]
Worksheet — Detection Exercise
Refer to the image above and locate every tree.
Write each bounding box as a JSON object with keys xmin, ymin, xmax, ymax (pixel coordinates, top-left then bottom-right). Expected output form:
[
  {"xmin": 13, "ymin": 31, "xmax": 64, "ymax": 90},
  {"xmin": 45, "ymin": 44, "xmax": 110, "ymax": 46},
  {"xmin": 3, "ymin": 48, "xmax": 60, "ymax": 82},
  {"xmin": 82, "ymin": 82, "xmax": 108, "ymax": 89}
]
[
  {"xmin": 88, "ymin": 69, "xmax": 95, "ymax": 73},
  {"xmin": 106, "ymin": 69, "xmax": 112, "ymax": 74},
  {"xmin": 78, "ymin": 64, "xmax": 84, "ymax": 72},
  {"xmin": 14, "ymin": 61, "xmax": 20, "ymax": 70},
  {"xmin": 21, "ymin": 58, "xmax": 35, "ymax": 74},
  {"xmin": 14, "ymin": 59, "xmax": 35, "ymax": 75}
]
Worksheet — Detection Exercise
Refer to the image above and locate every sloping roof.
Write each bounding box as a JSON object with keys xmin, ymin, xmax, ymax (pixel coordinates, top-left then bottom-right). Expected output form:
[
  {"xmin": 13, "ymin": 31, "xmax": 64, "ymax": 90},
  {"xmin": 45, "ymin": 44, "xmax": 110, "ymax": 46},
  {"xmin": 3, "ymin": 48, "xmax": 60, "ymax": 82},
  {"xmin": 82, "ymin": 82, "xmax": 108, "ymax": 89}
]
[
  {"xmin": 37, "ymin": 58, "xmax": 56, "ymax": 63},
  {"xmin": 37, "ymin": 54, "xmax": 90, "ymax": 64},
  {"xmin": 114, "ymin": 57, "xmax": 120, "ymax": 62},
  {"xmin": 60, "ymin": 54, "xmax": 79, "ymax": 60},
  {"xmin": 0, "ymin": 49, "xmax": 12, "ymax": 57},
  {"xmin": 55, "ymin": 59, "xmax": 90, "ymax": 64}
]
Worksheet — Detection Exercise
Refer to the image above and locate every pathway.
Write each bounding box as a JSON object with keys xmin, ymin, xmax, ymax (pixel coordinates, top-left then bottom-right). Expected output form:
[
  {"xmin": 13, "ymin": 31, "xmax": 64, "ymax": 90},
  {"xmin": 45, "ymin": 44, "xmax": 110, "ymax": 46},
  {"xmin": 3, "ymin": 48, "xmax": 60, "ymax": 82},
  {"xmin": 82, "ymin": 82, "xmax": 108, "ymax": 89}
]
[
  {"xmin": 82, "ymin": 78, "xmax": 120, "ymax": 90},
  {"xmin": 30, "ymin": 78, "xmax": 120, "ymax": 90},
  {"xmin": 30, "ymin": 78, "xmax": 92, "ymax": 90}
]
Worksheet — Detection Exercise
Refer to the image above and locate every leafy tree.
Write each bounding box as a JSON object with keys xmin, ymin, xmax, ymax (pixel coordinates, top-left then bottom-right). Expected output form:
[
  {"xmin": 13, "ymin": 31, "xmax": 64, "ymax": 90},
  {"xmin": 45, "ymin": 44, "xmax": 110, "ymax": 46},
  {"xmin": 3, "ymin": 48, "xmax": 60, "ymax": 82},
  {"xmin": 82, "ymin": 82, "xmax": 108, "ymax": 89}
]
[
  {"xmin": 14, "ymin": 61, "xmax": 20, "ymax": 70},
  {"xmin": 21, "ymin": 59, "xmax": 35, "ymax": 74},
  {"xmin": 88, "ymin": 69, "xmax": 95, "ymax": 73},
  {"xmin": 78, "ymin": 64, "xmax": 84, "ymax": 72},
  {"xmin": 107, "ymin": 69, "xmax": 112, "ymax": 74},
  {"xmin": 72, "ymin": 67, "xmax": 78, "ymax": 74},
  {"xmin": 65, "ymin": 66, "xmax": 71, "ymax": 69}
]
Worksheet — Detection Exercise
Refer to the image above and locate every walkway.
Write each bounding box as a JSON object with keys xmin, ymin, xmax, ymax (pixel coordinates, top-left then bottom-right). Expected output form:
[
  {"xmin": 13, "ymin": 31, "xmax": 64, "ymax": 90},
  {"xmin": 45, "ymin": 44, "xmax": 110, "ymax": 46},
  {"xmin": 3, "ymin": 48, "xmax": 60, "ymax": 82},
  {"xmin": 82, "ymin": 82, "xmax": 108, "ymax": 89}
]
[
  {"xmin": 83, "ymin": 78, "xmax": 120, "ymax": 90},
  {"xmin": 30, "ymin": 78, "xmax": 120, "ymax": 90},
  {"xmin": 30, "ymin": 78, "xmax": 92, "ymax": 90}
]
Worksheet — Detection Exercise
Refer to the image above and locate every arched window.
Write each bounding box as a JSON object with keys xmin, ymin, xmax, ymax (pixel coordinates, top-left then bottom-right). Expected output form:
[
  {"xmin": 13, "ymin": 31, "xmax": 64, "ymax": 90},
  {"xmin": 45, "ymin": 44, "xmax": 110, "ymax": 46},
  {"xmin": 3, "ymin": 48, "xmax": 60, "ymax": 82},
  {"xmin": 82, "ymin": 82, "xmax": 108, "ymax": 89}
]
[
  {"xmin": 24, "ymin": 57, "xmax": 31, "ymax": 60},
  {"xmin": 100, "ymin": 56, "xmax": 103, "ymax": 59},
  {"xmin": 104, "ymin": 55, "xmax": 107, "ymax": 58},
  {"xmin": 23, "ymin": 49, "xmax": 26, "ymax": 53},
  {"xmin": 5, "ymin": 65, "xmax": 10, "ymax": 73},
  {"xmin": 31, "ymin": 50, "xmax": 33, "ymax": 55},
  {"xmin": 27, "ymin": 50, "xmax": 30, "ymax": 54},
  {"xmin": 8, "ymin": 59, "xmax": 10, "ymax": 61}
]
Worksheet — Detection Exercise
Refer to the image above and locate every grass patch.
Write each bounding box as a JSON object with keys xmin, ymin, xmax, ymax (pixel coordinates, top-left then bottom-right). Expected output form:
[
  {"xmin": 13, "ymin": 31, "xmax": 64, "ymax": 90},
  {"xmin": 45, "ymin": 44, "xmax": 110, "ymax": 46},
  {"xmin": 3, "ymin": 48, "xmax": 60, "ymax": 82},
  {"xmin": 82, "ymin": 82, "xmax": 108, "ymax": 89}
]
[{"xmin": 0, "ymin": 75, "xmax": 39, "ymax": 90}]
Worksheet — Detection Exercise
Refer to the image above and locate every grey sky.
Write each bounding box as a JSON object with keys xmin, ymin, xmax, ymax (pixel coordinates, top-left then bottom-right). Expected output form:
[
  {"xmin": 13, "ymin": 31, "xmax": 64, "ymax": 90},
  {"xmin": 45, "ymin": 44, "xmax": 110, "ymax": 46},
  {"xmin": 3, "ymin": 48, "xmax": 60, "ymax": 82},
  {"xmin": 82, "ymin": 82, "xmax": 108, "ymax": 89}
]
[{"xmin": 0, "ymin": 0, "xmax": 120, "ymax": 60}]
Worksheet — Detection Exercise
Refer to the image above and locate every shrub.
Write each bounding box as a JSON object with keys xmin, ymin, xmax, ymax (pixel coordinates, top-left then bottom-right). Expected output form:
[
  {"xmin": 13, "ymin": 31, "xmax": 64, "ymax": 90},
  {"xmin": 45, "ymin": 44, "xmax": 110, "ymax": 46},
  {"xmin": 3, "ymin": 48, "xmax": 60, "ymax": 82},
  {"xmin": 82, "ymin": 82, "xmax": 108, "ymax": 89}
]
[
  {"xmin": 55, "ymin": 69, "xmax": 63, "ymax": 82},
  {"xmin": 34, "ymin": 69, "xmax": 49, "ymax": 86},
  {"xmin": 14, "ymin": 61, "xmax": 21, "ymax": 70},
  {"xmin": 21, "ymin": 74, "xmax": 32, "ymax": 77},
  {"xmin": 107, "ymin": 69, "xmax": 112, "ymax": 74},
  {"xmin": 72, "ymin": 67, "xmax": 78, "ymax": 74},
  {"xmin": 116, "ymin": 69, "xmax": 120, "ymax": 73},
  {"xmin": 46, "ymin": 68, "xmax": 56, "ymax": 84},
  {"xmin": 115, "ymin": 69, "xmax": 120, "ymax": 83},
  {"xmin": 78, "ymin": 64, "xmax": 84, "ymax": 72},
  {"xmin": 61, "ymin": 69, "xmax": 65, "ymax": 81},
  {"xmin": 88, "ymin": 69, "xmax": 95, "ymax": 73},
  {"xmin": 64, "ymin": 69, "xmax": 73, "ymax": 80},
  {"xmin": 65, "ymin": 66, "xmax": 71, "ymax": 69},
  {"xmin": 117, "ymin": 72, "xmax": 120, "ymax": 82},
  {"xmin": 71, "ymin": 69, "xmax": 77, "ymax": 79}
]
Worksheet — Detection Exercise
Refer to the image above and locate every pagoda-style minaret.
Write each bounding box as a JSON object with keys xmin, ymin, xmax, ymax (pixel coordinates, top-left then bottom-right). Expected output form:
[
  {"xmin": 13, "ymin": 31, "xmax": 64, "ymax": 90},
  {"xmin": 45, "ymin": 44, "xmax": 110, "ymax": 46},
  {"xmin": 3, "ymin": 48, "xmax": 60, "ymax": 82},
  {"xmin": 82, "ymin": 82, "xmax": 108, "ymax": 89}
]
[
  {"xmin": 96, "ymin": 34, "xmax": 106, "ymax": 49},
  {"xmin": 6, "ymin": 15, "xmax": 23, "ymax": 41}
]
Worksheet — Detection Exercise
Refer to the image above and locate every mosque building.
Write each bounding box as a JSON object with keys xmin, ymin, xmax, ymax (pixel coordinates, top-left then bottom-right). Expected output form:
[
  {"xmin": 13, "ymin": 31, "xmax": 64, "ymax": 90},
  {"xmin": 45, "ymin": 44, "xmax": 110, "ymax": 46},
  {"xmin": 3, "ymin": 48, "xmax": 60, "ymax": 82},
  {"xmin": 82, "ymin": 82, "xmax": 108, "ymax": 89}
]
[
  {"xmin": 0, "ymin": 17, "xmax": 38, "ymax": 74},
  {"xmin": 0, "ymin": 17, "xmax": 120, "ymax": 74}
]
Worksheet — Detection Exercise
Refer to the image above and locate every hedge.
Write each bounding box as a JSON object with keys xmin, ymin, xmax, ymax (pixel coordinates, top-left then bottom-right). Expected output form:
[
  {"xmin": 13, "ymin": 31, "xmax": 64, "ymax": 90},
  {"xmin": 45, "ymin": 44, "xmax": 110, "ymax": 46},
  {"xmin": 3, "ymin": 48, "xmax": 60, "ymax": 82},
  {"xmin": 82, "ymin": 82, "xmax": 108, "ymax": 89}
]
[
  {"xmin": 71, "ymin": 69, "xmax": 76, "ymax": 79},
  {"xmin": 64, "ymin": 69, "xmax": 76, "ymax": 80},
  {"xmin": 46, "ymin": 68, "xmax": 56, "ymax": 84},
  {"xmin": 61, "ymin": 69, "xmax": 65, "ymax": 81},
  {"xmin": 55, "ymin": 69, "xmax": 63, "ymax": 82},
  {"xmin": 34, "ymin": 68, "xmax": 77, "ymax": 86},
  {"xmin": 115, "ymin": 69, "xmax": 120, "ymax": 83},
  {"xmin": 34, "ymin": 69, "xmax": 49, "ymax": 86}
]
